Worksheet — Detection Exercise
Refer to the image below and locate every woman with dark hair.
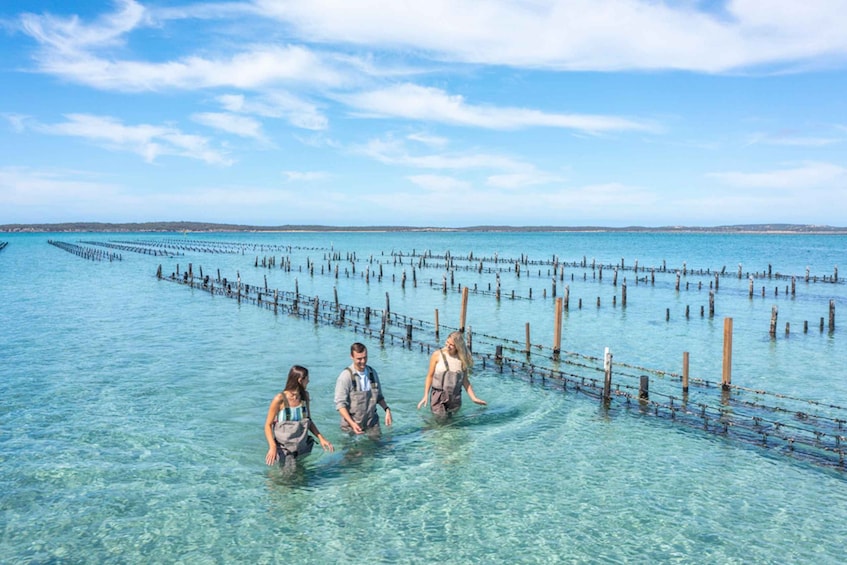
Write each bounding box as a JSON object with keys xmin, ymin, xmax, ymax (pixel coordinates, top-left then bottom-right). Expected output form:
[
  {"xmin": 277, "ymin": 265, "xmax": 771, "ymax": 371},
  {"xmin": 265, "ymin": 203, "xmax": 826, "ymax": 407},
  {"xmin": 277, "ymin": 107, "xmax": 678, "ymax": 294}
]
[{"xmin": 264, "ymin": 365, "xmax": 333, "ymax": 466}]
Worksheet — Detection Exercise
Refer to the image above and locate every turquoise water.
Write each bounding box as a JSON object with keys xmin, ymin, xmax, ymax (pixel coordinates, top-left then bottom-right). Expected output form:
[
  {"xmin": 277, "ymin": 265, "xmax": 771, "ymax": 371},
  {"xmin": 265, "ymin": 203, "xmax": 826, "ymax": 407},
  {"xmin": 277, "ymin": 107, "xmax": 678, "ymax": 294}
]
[{"xmin": 1, "ymin": 231, "xmax": 846, "ymax": 563}]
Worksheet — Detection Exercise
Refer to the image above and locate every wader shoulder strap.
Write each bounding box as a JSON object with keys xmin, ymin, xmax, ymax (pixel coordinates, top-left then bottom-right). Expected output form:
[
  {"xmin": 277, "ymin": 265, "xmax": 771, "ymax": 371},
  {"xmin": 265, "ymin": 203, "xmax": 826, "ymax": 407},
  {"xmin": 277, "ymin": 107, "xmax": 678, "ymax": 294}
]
[
  {"xmin": 345, "ymin": 367, "xmax": 357, "ymax": 391},
  {"xmin": 439, "ymin": 349, "xmax": 450, "ymax": 369}
]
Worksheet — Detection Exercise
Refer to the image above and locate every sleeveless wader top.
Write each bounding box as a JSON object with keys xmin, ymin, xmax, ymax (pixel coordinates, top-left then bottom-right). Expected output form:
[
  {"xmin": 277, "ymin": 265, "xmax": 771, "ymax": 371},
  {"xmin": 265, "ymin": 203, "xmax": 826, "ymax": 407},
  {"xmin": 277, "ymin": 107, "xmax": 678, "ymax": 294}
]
[
  {"xmin": 341, "ymin": 366, "xmax": 380, "ymax": 432},
  {"xmin": 430, "ymin": 349, "xmax": 465, "ymax": 416},
  {"xmin": 272, "ymin": 392, "xmax": 314, "ymax": 459}
]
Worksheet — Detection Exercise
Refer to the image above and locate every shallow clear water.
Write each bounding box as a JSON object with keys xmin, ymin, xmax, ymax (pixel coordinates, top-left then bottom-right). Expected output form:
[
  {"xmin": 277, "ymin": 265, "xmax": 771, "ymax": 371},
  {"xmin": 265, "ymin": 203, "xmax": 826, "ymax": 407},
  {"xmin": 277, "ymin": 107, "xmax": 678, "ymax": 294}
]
[{"xmin": 2, "ymin": 231, "xmax": 846, "ymax": 563}]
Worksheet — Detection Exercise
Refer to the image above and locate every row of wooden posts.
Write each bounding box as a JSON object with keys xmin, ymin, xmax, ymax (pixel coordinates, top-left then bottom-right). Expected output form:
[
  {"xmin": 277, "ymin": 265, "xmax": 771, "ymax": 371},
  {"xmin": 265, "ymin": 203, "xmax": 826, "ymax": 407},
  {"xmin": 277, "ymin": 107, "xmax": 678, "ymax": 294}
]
[
  {"xmin": 251, "ymin": 252, "xmax": 839, "ymax": 338},
  {"xmin": 168, "ymin": 260, "xmax": 738, "ymax": 403},
  {"xmin": 48, "ymin": 240, "xmax": 122, "ymax": 262}
]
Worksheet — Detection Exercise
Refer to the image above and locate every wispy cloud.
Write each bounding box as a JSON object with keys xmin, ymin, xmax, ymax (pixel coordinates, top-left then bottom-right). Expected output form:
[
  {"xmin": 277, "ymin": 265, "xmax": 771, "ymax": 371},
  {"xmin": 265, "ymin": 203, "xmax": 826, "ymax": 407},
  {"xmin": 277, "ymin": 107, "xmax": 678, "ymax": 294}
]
[
  {"xmin": 217, "ymin": 93, "xmax": 328, "ymax": 131},
  {"xmin": 36, "ymin": 114, "xmax": 232, "ymax": 165},
  {"xmin": 406, "ymin": 174, "xmax": 470, "ymax": 192},
  {"xmin": 356, "ymin": 135, "xmax": 533, "ymax": 172},
  {"xmin": 746, "ymin": 131, "xmax": 842, "ymax": 147},
  {"xmin": 407, "ymin": 132, "xmax": 449, "ymax": 147},
  {"xmin": 486, "ymin": 171, "xmax": 565, "ymax": 189},
  {"xmin": 283, "ymin": 170, "xmax": 330, "ymax": 182},
  {"xmin": 192, "ymin": 112, "xmax": 266, "ymax": 140},
  {"xmin": 343, "ymin": 83, "xmax": 657, "ymax": 133},
  {"xmin": 707, "ymin": 161, "xmax": 847, "ymax": 189},
  {"xmin": 253, "ymin": 0, "xmax": 847, "ymax": 72}
]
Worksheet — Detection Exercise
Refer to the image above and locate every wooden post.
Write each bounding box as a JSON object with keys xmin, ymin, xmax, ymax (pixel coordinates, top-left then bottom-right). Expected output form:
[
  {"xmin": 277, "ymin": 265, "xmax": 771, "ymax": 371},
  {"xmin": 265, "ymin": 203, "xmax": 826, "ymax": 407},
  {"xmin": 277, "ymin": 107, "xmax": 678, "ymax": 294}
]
[
  {"xmin": 525, "ymin": 322, "xmax": 531, "ymax": 357},
  {"xmin": 639, "ymin": 375, "xmax": 649, "ymax": 400},
  {"xmin": 385, "ymin": 291, "xmax": 390, "ymax": 314},
  {"xmin": 621, "ymin": 279, "xmax": 627, "ymax": 307},
  {"xmin": 830, "ymin": 299, "xmax": 836, "ymax": 332},
  {"xmin": 682, "ymin": 351, "xmax": 690, "ymax": 394},
  {"xmin": 459, "ymin": 286, "xmax": 469, "ymax": 332},
  {"xmin": 722, "ymin": 317, "xmax": 733, "ymax": 390},
  {"xmin": 434, "ymin": 308, "xmax": 440, "ymax": 339},
  {"xmin": 709, "ymin": 291, "xmax": 715, "ymax": 318},
  {"xmin": 552, "ymin": 297, "xmax": 563, "ymax": 360},
  {"xmin": 769, "ymin": 306, "xmax": 778, "ymax": 338},
  {"xmin": 603, "ymin": 347, "xmax": 612, "ymax": 404}
]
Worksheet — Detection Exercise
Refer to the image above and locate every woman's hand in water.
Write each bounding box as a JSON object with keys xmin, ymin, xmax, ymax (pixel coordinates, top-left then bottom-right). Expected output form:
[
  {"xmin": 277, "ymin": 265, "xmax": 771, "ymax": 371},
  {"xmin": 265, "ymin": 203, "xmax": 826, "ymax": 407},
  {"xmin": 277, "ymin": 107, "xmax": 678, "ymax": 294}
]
[
  {"xmin": 265, "ymin": 447, "xmax": 279, "ymax": 466},
  {"xmin": 417, "ymin": 396, "xmax": 428, "ymax": 409},
  {"xmin": 318, "ymin": 435, "xmax": 334, "ymax": 452}
]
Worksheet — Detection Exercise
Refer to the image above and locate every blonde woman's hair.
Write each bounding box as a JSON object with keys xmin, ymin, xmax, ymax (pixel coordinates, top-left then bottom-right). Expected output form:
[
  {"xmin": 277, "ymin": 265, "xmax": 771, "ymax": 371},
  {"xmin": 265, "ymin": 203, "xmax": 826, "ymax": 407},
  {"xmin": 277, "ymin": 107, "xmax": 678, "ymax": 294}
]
[{"xmin": 448, "ymin": 331, "xmax": 474, "ymax": 371}]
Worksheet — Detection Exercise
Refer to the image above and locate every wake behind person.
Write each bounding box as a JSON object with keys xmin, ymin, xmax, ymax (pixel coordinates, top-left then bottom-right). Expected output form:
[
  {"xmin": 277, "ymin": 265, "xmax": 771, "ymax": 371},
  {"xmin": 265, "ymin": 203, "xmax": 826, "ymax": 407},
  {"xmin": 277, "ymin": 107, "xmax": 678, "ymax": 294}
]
[{"xmin": 334, "ymin": 342, "xmax": 392, "ymax": 437}]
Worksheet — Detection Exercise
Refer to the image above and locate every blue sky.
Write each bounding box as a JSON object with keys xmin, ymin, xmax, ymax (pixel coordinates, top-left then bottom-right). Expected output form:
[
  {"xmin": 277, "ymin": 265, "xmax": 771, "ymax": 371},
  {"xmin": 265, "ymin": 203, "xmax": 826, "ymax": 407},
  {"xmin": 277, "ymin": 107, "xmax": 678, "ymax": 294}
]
[{"xmin": 1, "ymin": 0, "xmax": 846, "ymax": 227}]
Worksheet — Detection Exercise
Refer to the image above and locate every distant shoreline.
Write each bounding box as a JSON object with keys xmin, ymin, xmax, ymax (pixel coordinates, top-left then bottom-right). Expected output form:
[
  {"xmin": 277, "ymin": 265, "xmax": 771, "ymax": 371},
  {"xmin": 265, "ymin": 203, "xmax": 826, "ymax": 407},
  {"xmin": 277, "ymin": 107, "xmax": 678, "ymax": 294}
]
[{"xmin": 2, "ymin": 221, "xmax": 846, "ymax": 234}]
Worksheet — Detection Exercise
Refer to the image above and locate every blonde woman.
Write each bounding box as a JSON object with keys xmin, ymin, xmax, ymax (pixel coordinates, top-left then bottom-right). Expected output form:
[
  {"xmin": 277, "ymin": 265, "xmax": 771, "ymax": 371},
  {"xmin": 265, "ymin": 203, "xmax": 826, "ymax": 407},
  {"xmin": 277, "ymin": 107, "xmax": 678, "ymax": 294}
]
[{"xmin": 417, "ymin": 331, "xmax": 486, "ymax": 417}]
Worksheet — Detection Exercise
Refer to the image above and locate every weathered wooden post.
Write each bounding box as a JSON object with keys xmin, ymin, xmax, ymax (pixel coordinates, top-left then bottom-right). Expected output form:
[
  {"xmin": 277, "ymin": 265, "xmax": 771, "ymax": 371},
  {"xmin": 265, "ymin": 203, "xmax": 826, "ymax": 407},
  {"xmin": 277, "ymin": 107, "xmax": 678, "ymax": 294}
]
[
  {"xmin": 709, "ymin": 291, "xmax": 715, "ymax": 318},
  {"xmin": 525, "ymin": 323, "xmax": 531, "ymax": 358},
  {"xmin": 603, "ymin": 347, "xmax": 613, "ymax": 405},
  {"xmin": 769, "ymin": 306, "xmax": 778, "ymax": 338},
  {"xmin": 552, "ymin": 297, "xmax": 563, "ymax": 361},
  {"xmin": 722, "ymin": 317, "xmax": 733, "ymax": 390},
  {"xmin": 621, "ymin": 279, "xmax": 627, "ymax": 307},
  {"xmin": 682, "ymin": 351, "xmax": 690, "ymax": 395},
  {"xmin": 639, "ymin": 375, "xmax": 649, "ymax": 400},
  {"xmin": 434, "ymin": 309, "xmax": 439, "ymax": 339},
  {"xmin": 459, "ymin": 286, "xmax": 469, "ymax": 333},
  {"xmin": 830, "ymin": 299, "xmax": 836, "ymax": 332}
]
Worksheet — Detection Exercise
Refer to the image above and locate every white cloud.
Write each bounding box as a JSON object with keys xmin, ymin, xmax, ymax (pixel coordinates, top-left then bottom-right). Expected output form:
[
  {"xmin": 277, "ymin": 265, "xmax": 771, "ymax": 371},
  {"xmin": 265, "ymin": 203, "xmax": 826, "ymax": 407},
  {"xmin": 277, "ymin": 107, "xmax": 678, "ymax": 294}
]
[
  {"xmin": 486, "ymin": 171, "xmax": 565, "ymax": 189},
  {"xmin": 20, "ymin": 0, "xmax": 146, "ymax": 54},
  {"xmin": 253, "ymin": 0, "xmax": 847, "ymax": 72},
  {"xmin": 707, "ymin": 161, "xmax": 847, "ymax": 189},
  {"xmin": 28, "ymin": 45, "xmax": 347, "ymax": 92},
  {"xmin": 407, "ymin": 132, "xmax": 449, "ymax": 147},
  {"xmin": 406, "ymin": 174, "xmax": 470, "ymax": 192},
  {"xmin": 37, "ymin": 114, "xmax": 232, "ymax": 165},
  {"xmin": 357, "ymin": 135, "xmax": 539, "ymax": 172},
  {"xmin": 217, "ymin": 93, "xmax": 328, "ymax": 131},
  {"xmin": 343, "ymin": 83, "xmax": 657, "ymax": 133},
  {"xmin": 0, "ymin": 167, "xmax": 121, "ymax": 206},
  {"xmin": 192, "ymin": 112, "xmax": 265, "ymax": 139},
  {"xmin": 283, "ymin": 171, "xmax": 330, "ymax": 182},
  {"xmin": 746, "ymin": 131, "xmax": 842, "ymax": 147}
]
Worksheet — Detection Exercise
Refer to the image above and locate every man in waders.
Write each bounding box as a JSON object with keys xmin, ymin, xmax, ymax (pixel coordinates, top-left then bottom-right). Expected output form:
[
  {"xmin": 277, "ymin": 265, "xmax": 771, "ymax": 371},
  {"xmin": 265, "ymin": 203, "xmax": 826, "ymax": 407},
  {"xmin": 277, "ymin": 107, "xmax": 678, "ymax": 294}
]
[{"xmin": 334, "ymin": 342, "xmax": 392, "ymax": 437}]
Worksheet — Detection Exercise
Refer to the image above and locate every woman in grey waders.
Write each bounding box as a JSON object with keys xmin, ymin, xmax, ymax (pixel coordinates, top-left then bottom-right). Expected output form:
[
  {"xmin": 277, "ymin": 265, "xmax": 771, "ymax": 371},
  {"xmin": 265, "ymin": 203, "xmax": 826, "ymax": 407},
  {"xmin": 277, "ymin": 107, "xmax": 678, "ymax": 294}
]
[
  {"xmin": 417, "ymin": 331, "xmax": 486, "ymax": 417},
  {"xmin": 264, "ymin": 365, "xmax": 334, "ymax": 466}
]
